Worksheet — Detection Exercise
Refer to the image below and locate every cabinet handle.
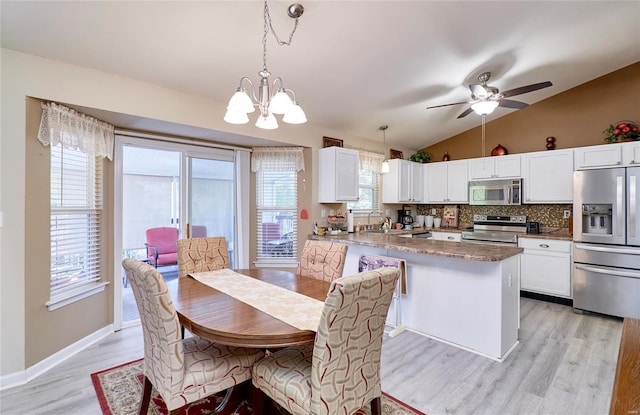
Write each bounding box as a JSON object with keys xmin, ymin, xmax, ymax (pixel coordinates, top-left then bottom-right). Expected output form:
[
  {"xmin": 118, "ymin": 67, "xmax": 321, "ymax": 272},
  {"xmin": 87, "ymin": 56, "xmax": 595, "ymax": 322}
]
[
  {"xmin": 447, "ymin": 236, "xmax": 454, "ymax": 240},
  {"xmin": 539, "ymin": 244, "xmax": 550, "ymax": 248}
]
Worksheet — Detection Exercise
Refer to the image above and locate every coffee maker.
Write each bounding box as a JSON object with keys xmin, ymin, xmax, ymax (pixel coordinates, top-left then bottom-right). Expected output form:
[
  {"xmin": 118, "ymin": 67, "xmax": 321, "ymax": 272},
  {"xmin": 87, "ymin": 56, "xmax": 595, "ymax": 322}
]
[{"xmin": 398, "ymin": 209, "xmax": 414, "ymax": 229}]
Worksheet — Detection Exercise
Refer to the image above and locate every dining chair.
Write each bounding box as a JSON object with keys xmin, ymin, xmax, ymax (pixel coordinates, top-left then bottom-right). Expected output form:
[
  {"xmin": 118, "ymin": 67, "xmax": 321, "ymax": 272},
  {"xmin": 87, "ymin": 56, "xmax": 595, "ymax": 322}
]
[
  {"xmin": 121, "ymin": 258, "xmax": 264, "ymax": 415},
  {"xmin": 251, "ymin": 267, "xmax": 400, "ymax": 415},
  {"xmin": 297, "ymin": 240, "xmax": 348, "ymax": 282},
  {"xmin": 176, "ymin": 236, "xmax": 230, "ymax": 279}
]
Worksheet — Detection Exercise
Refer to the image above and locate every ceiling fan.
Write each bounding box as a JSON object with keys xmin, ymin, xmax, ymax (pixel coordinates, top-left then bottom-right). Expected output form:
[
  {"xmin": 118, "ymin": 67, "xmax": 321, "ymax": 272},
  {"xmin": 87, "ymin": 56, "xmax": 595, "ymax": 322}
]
[{"xmin": 426, "ymin": 72, "xmax": 552, "ymax": 118}]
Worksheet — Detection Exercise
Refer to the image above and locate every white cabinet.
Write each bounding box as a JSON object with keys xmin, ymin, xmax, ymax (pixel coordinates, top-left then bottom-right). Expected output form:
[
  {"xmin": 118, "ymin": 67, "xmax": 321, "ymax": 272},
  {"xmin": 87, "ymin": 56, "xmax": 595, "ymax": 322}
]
[
  {"xmin": 318, "ymin": 147, "xmax": 359, "ymax": 203},
  {"xmin": 574, "ymin": 144, "xmax": 622, "ymax": 169},
  {"xmin": 622, "ymin": 141, "xmax": 640, "ymax": 166},
  {"xmin": 468, "ymin": 154, "xmax": 521, "ymax": 179},
  {"xmin": 430, "ymin": 231, "xmax": 461, "ymax": 242},
  {"xmin": 425, "ymin": 160, "xmax": 468, "ymax": 203},
  {"xmin": 521, "ymin": 149, "xmax": 573, "ymax": 203},
  {"xmin": 382, "ymin": 159, "xmax": 424, "ymax": 203},
  {"xmin": 519, "ymin": 238, "xmax": 572, "ymax": 298}
]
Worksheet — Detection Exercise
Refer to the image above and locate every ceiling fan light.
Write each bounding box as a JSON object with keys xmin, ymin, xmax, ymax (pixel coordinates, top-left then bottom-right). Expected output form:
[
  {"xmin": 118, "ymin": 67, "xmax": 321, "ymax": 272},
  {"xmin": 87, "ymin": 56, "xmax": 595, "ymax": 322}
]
[
  {"xmin": 223, "ymin": 109, "xmax": 250, "ymax": 124},
  {"xmin": 227, "ymin": 89, "xmax": 255, "ymax": 113},
  {"xmin": 269, "ymin": 89, "xmax": 294, "ymax": 114},
  {"xmin": 471, "ymin": 100, "xmax": 499, "ymax": 115},
  {"xmin": 282, "ymin": 102, "xmax": 307, "ymax": 124},
  {"xmin": 255, "ymin": 112, "xmax": 278, "ymax": 129}
]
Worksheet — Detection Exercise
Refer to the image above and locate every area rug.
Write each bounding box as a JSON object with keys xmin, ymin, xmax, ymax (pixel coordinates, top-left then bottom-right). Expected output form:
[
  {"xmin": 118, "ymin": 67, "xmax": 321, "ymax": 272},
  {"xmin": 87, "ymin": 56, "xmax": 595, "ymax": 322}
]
[{"xmin": 91, "ymin": 358, "xmax": 425, "ymax": 415}]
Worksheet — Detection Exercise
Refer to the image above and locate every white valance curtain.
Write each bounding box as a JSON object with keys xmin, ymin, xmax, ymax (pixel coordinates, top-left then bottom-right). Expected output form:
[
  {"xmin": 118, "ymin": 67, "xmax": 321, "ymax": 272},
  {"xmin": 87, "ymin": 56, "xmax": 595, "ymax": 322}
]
[
  {"xmin": 251, "ymin": 147, "xmax": 305, "ymax": 172},
  {"xmin": 37, "ymin": 102, "xmax": 115, "ymax": 160},
  {"xmin": 358, "ymin": 150, "xmax": 385, "ymax": 172}
]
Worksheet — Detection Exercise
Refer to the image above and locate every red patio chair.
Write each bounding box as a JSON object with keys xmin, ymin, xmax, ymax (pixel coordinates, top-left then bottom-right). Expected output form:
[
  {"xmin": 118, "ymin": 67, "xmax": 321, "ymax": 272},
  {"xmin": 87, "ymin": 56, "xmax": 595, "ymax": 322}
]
[{"xmin": 145, "ymin": 227, "xmax": 179, "ymax": 268}]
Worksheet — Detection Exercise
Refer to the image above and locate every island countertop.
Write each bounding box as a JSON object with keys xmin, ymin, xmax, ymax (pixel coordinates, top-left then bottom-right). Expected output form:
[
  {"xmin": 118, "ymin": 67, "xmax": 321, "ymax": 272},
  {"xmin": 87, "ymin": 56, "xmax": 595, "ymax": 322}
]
[{"xmin": 309, "ymin": 232, "xmax": 522, "ymax": 262}]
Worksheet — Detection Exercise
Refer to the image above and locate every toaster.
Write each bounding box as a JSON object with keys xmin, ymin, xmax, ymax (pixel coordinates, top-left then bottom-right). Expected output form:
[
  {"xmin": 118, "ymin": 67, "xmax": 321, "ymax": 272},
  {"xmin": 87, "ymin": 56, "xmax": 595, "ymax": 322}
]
[{"xmin": 526, "ymin": 221, "xmax": 541, "ymax": 234}]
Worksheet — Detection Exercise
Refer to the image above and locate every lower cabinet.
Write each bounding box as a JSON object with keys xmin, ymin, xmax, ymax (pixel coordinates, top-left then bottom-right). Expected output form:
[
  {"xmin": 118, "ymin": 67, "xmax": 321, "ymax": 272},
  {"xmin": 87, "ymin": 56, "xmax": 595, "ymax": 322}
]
[
  {"xmin": 518, "ymin": 238, "xmax": 572, "ymax": 298},
  {"xmin": 431, "ymin": 231, "xmax": 461, "ymax": 242}
]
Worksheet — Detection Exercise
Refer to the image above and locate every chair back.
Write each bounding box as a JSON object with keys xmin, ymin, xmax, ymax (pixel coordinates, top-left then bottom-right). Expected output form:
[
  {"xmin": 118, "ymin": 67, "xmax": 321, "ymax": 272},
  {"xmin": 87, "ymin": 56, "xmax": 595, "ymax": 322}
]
[
  {"xmin": 176, "ymin": 237, "xmax": 230, "ymax": 278},
  {"xmin": 311, "ymin": 267, "xmax": 399, "ymax": 414},
  {"xmin": 191, "ymin": 225, "xmax": 207, "ymax": 238},
  {"xmin": 121, "ymin": 258, "xmax": 184, "ymax": 402},
  {"xmin": 297, "ymin": 240, "xmax": 348, "ymax": 282}
]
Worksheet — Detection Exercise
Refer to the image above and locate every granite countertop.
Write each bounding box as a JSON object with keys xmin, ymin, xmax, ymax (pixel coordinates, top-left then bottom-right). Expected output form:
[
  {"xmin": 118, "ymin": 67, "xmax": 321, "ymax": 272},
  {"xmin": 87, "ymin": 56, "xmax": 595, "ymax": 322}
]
[
  {"xmin": 517, "ymin": 227, "xmax": 573, "ymax": 241},
  {"xmin": 310, "ymin": 232, "xmax": 522, "ymax": 262}
]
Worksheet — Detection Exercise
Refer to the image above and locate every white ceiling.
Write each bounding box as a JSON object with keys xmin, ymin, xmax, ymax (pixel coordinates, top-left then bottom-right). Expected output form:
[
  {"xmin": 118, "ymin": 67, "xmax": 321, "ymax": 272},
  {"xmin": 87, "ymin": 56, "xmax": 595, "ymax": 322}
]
[{"xmin": 2, "ymin": 1, "xmax": 639, "ymax": 150}]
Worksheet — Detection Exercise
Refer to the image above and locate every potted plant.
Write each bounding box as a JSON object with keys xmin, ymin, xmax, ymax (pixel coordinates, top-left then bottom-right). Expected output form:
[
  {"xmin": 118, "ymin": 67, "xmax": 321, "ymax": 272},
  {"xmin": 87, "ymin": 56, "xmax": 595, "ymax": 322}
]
[
  {"xmin": 409, "ymin": 151, "xmax": 432, "ymax": 163},
  {"xmin": 603, "ymin": 121, "xmax": 640, "ymax": 143}
]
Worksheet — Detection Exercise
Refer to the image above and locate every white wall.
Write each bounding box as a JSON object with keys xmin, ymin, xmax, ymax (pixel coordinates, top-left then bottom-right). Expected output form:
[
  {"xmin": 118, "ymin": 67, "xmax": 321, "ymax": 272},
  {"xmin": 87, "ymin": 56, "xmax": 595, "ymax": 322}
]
[{"xmin": 0, "ymin": 48, "xmax": 414, "ymax": 378}]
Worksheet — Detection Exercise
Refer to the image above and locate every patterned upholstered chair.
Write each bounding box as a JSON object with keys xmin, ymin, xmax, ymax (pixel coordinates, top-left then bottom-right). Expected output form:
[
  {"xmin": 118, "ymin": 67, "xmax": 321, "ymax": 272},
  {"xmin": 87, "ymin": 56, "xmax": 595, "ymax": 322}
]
[
  {"xmin": 297, "ymin": 240, "xmax": 348, "ymax": 282},
  {"xmin": 121, "ymin": 258, "xmax": 264, "ymax": 415},
  {"xmin": 251, "ymin": 267, "xmax": 400, "ymax": 415},
  {"xmin": 176, "ymin": 237, "xmax": 230, "ymax": 279}
]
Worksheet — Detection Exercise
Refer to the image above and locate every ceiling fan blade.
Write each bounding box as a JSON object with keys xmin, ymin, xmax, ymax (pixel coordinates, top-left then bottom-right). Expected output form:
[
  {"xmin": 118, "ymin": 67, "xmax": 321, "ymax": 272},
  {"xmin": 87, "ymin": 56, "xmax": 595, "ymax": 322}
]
[
  {"xmin": 501, "ymin": 81, "xmax": 552, "ymax": 98},
  {"xmin": 457, "ymin": 107, "xmax": 474, "ymax": 119},
  {"xmin": 498, "ymin": 99, "xmax": 529, "ymax": 109},
  {"xmin": 426, "ymin": 101, "xmax": 468, "ymax": 110},
  {"xmin": 470, "ymin": 84, "xmax": 489, "ymax": 97}
]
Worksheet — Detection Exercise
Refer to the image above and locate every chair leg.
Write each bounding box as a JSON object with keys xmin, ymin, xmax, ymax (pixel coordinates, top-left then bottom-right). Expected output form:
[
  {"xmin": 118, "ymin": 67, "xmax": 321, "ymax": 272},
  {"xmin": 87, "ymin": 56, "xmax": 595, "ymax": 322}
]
[
  {"xmin": 139, "ymin": 376, "xmax": 152, "ymax": 415},
  {"xmin": 370, "ymin": 396, "xmax": 382, "ymax": 415},
  {"xmin": 252, "ymin": 383, "xmax": 273, "ymax": 415}
]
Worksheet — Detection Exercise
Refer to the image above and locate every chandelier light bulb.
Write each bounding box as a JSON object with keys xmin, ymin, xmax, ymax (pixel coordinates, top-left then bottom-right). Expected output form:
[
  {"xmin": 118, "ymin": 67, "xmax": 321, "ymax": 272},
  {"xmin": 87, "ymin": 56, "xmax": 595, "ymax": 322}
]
[
  {"xmin": 255, "ymin": 112, "xmax": 278, "ymax": 129},
  {"xmin": 471, "ymin": 100, "xmax": 499, "ymax": 116},
  {"xmin": 282, "ymin": 102, "xmax": 307, "ymax": 124},
  {"xmin": 381, "ymin": 160, "xmax": 390, "ymax": 173},
  {"xmin": 269, "ymin": 89, "xmax": 294, "ymax": 114},
  {"xmin": 223, "ymin": 110, "xmax": 250, "ymax": 124},
  {"xmin": 227, "ymin": 89, "xmax": 255, "ymax": 113}
]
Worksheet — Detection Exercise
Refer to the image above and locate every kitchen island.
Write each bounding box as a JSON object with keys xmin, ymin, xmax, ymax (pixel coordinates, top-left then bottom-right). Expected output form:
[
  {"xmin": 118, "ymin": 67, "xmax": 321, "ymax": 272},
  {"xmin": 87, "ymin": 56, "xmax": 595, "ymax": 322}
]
[{"xmin": 310, "ymin": 232, "xmax": 523, "ymax": 361}]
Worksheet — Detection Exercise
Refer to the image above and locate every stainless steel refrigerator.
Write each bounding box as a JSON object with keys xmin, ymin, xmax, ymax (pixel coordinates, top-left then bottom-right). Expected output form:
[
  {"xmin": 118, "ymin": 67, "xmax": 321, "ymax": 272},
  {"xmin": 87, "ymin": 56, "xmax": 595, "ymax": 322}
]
[{"xmin": 573, "ymin": 167, "xmax": 640, "ymax": 318}]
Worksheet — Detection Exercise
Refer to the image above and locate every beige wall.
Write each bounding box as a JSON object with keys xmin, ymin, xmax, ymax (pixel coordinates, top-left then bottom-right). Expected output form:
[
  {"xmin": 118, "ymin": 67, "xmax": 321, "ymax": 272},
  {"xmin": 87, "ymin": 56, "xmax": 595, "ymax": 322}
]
[{"xmin": 421, "ymin": 62, "xmax": 640, "ymax": 161}]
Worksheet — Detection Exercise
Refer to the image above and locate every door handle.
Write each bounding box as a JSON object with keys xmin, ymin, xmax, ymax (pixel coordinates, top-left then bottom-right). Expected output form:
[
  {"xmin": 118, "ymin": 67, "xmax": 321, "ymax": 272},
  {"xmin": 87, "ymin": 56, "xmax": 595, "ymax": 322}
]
[
  {"xmin": 616, "ymin": 175, "xmax": 624, "ymax": 237},
  {"xmin": 630, "ymin": 175, "xmax": 637, "ymax": 237},
  {"xmin": 575, "ymin": 264, "xmax": 640, "ymax": 279}
]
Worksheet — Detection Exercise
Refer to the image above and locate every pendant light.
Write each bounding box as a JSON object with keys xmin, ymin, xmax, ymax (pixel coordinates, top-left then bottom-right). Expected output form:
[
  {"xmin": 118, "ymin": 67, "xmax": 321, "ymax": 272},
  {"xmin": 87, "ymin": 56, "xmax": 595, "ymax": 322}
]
[
  {"xmin": 224, "ymin": 1, "xmax": 306, "ymax": 129},
  {"xmin": 380, "ymin": 125, "xmax": 390, "ymax": 173}
]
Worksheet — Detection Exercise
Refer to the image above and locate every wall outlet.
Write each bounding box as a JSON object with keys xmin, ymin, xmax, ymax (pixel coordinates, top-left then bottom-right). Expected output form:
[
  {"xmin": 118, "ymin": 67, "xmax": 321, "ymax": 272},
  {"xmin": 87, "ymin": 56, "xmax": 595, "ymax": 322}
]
[
  {"xmin": 563, "ymin": 210, "xmax": 571, "ymax": 219},
  {"xmin": 431, "ymin": 208, "xmax": 437, "ymax": 215}
]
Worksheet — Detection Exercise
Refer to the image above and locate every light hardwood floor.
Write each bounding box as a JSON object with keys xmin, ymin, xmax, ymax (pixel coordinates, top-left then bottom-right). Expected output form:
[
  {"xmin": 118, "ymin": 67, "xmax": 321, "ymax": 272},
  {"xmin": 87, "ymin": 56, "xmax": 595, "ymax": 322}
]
[{"xmin": 0, "ymin": 297, "xmax": 622, "ymax": 415}]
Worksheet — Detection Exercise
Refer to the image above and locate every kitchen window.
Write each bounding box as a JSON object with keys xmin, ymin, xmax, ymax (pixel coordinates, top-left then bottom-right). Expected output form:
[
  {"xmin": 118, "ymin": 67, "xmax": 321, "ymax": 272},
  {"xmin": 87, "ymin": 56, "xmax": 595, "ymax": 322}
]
[
  {"xmin": 347, "ymin": 150, "xmax": 384, "ymax": 213},
  {"xmin": 252, "ymin": 147, "xmax": 304, "ymax": 267}
]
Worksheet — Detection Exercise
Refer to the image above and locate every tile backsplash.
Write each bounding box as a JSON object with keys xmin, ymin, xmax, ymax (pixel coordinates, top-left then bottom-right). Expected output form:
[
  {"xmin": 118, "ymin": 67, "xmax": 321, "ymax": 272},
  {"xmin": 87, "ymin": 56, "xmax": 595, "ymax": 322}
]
[{"xmin": 416, "ymin": 204, "xmax": 573, "ymax": 228}]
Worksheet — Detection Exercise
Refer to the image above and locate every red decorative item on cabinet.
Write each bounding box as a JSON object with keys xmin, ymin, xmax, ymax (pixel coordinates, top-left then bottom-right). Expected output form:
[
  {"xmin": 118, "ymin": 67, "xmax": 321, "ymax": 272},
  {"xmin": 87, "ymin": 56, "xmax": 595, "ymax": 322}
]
[
  {"xmin": 546, "ymin": 136, "xmax": 556, "ymax": 150},
  {"xmin": 490, "ymin": 144, "xmax": 508, "ymax": 156}
]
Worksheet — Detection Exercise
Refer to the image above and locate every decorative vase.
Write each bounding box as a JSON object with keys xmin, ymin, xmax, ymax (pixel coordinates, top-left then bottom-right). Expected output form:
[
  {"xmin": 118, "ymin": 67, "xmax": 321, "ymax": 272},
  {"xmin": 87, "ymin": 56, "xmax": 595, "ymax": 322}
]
[{"xmin": 490, "ymin": 144, "xmax": 508, "ymax": 156}]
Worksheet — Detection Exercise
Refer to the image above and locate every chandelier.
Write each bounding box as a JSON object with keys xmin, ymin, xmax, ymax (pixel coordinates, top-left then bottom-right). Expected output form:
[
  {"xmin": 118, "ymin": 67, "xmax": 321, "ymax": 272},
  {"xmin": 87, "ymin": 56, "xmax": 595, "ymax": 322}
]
[{"xmin": 224, "ymin": 1, "xmax": 307, "ymax": 130}]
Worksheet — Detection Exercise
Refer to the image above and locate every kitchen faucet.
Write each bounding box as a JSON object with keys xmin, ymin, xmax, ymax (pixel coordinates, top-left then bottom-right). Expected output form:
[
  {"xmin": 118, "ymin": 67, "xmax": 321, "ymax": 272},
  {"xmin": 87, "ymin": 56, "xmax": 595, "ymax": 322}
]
[{"xmin": 368, "ymin": 210, "xmax": 380, "ymax": 228}]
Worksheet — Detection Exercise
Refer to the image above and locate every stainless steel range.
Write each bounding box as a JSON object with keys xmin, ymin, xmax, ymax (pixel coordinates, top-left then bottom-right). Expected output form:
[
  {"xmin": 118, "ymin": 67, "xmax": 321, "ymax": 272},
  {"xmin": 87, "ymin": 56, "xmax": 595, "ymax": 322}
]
[{"xmin": 462, "ymin": 215, "xmax": 527, "ymax": 246}]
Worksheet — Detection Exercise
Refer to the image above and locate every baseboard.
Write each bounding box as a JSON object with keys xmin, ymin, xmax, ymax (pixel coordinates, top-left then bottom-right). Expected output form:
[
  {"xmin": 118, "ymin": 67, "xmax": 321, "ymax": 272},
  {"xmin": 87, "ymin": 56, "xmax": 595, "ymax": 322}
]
[
  {"xmin": 520, "ymin": 291, "xmax": 573, "ymax": 307},
  {"xmin": 0, "ymin": 324, "xmax": 114, "ymax": 391}
]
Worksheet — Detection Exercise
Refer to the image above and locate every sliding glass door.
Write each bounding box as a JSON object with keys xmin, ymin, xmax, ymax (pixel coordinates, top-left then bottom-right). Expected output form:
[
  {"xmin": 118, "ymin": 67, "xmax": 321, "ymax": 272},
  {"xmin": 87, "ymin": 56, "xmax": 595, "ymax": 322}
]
[{"xmin": 116, "ymin": 138, "xmax": 239, "ymax": 326}]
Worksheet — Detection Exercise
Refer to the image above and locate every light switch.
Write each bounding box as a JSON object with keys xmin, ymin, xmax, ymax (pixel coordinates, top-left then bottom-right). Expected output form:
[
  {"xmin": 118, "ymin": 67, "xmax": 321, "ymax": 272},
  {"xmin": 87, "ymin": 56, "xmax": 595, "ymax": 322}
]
[{"xmin": 431, "ymin": 208, "xmax": 436, "ymax": 215}]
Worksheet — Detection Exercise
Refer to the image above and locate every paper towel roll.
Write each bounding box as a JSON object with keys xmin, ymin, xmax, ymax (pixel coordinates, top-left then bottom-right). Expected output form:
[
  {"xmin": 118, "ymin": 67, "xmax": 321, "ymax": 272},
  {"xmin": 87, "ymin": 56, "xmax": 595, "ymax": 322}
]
[{"xmin": 347, "ymin": 210, "xmax": 354, "ymax": 233}]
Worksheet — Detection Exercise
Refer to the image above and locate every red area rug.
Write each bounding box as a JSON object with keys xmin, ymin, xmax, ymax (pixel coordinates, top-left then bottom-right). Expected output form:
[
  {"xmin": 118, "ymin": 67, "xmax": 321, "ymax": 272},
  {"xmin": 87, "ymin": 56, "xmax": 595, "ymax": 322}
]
[{"xmin": 91, "ymin": 358, "xmax": 425, "ymax": 415}]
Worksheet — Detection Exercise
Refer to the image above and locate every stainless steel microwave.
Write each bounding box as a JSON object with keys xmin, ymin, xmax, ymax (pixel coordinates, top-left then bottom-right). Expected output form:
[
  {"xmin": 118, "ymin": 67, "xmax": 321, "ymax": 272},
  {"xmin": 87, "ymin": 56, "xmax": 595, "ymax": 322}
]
[{"xmin": 468, "ymin": 178, "xmax": 522, "ymax": 206}]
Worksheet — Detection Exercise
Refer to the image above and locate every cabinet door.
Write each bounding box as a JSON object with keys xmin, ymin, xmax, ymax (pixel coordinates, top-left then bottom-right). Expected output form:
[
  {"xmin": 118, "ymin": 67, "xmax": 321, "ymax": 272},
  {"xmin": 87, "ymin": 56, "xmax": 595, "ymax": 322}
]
[
  {"xmin": 446, "ymin": 161, "xmax": 469, "ymax": 203},
  {"xmin": 522, "ymin": 150, "xmax": 573, "ymax": 203},
  {"xmin": 520, "ymin": 251, "xmax": 572, "ymax": 297},
  {"xmin": 495, "ymin": 155, "xmax": 521, "ymax": 178},
  {"xmin": 431, "ymin": 232, "xmax": 461, "ymax": 242},
  {"xmin": 622, "ymin": 141, "xmax": 640, "ymax": 166},
  {"xmin": 410, "ymin": 162, "xmax": 424, "ymax": 202},
  {"xmin": 468, "ymin": 158, "xmax": 495, "ymax": 179},
  {"xmin": 397, "ymin": 160, "xmax": 412, "ymax": 202},
  {"xmin": 574, "ymin": 144, "xmax": 622, "ymax": 169},
  {"xmin": 425, "ymin": 163, "xmax": 448, "ymax": 203},
  {"xmin": 335, "ymin": 148, "xmax": 360, "ymax": 201}
]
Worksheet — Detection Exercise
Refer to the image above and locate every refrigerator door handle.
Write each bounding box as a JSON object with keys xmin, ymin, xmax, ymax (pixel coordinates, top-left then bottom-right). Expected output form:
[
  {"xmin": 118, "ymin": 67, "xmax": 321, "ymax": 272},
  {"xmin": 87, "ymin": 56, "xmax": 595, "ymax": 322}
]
[
  {"xmin": 616, "ymin": 175, "xmax": 624, "ymax": 237},
  {"xmin": 574, "ymin": 243, "xmax": 640, "ymax": 255},
  {"xmin": 630, "ymin": 174, "xmax": 637, "ymax": 237},
  {"xmin": 575, "ymin": 264, "xmax": 640, "ymax": 279}
]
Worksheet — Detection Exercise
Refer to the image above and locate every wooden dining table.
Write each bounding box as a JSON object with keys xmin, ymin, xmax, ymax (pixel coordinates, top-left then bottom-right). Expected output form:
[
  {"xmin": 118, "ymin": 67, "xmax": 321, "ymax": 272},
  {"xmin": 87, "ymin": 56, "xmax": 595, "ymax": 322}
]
[{"xmin": 166, "ymin": 268, "xmax": 331, "ymax": 348}]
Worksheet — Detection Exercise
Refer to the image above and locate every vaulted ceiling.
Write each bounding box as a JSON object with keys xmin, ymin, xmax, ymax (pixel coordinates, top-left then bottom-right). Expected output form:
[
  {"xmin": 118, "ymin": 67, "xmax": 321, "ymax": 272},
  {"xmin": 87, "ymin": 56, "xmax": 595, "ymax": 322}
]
[{"xmin": 2, "ymin": 1, "xmax": 639, "ymax": 150}]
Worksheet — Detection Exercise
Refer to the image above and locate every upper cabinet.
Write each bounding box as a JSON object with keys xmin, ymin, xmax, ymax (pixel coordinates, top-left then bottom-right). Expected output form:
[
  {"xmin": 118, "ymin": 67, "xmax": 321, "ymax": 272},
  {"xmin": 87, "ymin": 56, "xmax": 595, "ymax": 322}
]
[
  {"xmin": 574, "ymin": 144, "xmax": 622, "ymax": 169},
  {"xmin": 425, "ymin": 160, "xmax": 468, "ymax": 204},
  {"xmin": 468, "ymin": 154, "xmax": 521, "ymax": 180},
  {"xmin": 382, "ymin": 159, "xmax": 424, "ymax": 203},
  {"xmin": 522, "ymin": 149, "xmax": 573, "ymax": 203},
  {"xmin": 318, "ymin": 147, "xmax": 359, "ymax": 203},
  {"xmin": 621, "ymin": 141, "xmax": 640, "ymax": 166}
]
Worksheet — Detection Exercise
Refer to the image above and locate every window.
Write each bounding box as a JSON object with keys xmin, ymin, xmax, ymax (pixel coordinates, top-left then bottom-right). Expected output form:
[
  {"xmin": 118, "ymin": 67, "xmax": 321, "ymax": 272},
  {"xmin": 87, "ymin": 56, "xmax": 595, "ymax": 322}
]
[
  {"xmin": 50, "ymin": 144, "xmax": 103, "ymax": 295},
  {"xmin": 252, "ymin": 147, "xmax": 304, "ymax": 267},
  {"xmin": 256, "ymin": 170, "xmax": 298, "ymax": 261},
  {"xmin": 347, "ymin": 169, "xmax": 380, "ymax": 212}
]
